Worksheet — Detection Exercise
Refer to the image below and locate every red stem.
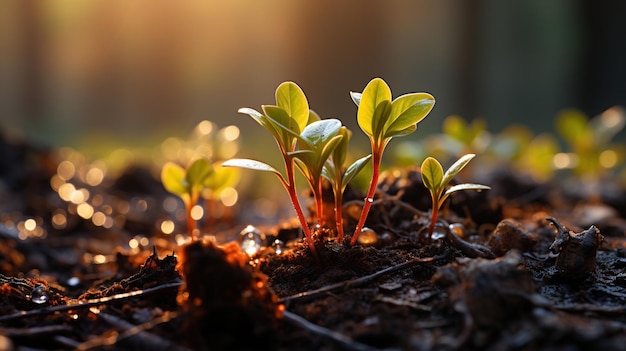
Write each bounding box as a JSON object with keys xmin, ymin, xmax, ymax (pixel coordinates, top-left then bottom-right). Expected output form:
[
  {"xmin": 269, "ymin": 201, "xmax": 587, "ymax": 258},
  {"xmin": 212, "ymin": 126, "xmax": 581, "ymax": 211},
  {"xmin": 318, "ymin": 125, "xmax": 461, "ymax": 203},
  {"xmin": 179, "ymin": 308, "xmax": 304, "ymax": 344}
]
[
  {"xmin": 284, "ymin": 156, "xmax": 319, "ymax": 260},
  {"xmin": 351, "ymin": 144, "xmax": 383, "ymax": 245},
  {"xmin": 426, "ymin": 205, "xmax": 438, "ymax": 245},
  {"xmin": 335, "ymin": 186, "xmax": 344, "ymax": 243}
]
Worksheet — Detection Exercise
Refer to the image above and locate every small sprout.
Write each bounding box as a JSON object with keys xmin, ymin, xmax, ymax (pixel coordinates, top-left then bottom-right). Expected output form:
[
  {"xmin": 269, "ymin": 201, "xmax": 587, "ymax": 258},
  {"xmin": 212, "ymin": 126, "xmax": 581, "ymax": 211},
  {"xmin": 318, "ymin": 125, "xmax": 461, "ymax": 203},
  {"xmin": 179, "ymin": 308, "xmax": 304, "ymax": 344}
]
[
  {"xmin": 322, "ymin": 126, "xmax": 372, "ymax": 242},
  {"xmin": 421, "ymin": 154, "xmax": 490, "ymax": 241},
  {"xmin": 239, "ymin": 225, "xmax": 265, "ymax": 257},
  {"xmin": 293, "ymin": 118, "xmax": 344, "ymax": 229},
  {"xmin": 161, "ymin": 158, "xmax": 213, "ymax": 240},
  {"xmin": 350, "ymin": 78, "xmax": 435, "ymax": 245},
  {"xmin": 223, "ymin": 82, "xmax": 337, "ymax": 259}
]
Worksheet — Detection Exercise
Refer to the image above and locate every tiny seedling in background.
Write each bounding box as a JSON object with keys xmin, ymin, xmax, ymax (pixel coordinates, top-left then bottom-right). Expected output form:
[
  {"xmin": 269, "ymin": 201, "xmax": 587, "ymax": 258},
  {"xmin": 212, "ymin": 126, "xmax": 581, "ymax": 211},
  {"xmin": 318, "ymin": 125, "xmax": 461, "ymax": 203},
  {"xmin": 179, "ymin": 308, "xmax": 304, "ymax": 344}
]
[
  {"xmin": 421, "ymin": 154, "xmax": 490, "ymax": 241},
  {"xmin": 161, "ymin": 158, "xmax": 213, "ymax": 240},
  {"xmin": 350, "ymin": 78, "xmax": 435, "ymax": 245},
  {"xmin": 322, "ymin": 127, "xmax": 372, "ymax": 242},
  {"xmin": 222, "ymin": 82, "xmax": 320, "ymax": 256}
]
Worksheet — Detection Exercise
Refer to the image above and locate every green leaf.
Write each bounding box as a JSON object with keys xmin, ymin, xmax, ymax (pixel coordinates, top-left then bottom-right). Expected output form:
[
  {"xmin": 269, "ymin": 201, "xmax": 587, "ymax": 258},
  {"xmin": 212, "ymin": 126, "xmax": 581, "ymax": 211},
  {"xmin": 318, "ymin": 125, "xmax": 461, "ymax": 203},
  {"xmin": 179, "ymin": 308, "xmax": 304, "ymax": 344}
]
[
  {"xmin": 221, "ymin": 158, "xmax": 282, "ymax": 178},
  {"xmin": 186, "ymin": 158, "xmax": 213, "ymax": 189},
  {"xmin": 371, "ymin": 100, "xmax": 393, "ymax": 142},
  {"xmin": 555, "ymin": 109, "xmax": 589, "ymax": 147},
  {"xmin": 386, "ymin": 93, "xmax": 435, "ymax": 135},
  {"xmin": 342, "ymin": 154, "xmax": 372, "ymax": 188},
  {"xmin": 203, "ymin": 164, "xmax": 240, "ymax": 194},
  {"xmin": 308, "ymin": 110, "xmax": 321, "ymax": 124},
  {"xmin": 440, "ymin": 183, "xmax": 491, "ymax": 207},
  {"xmin": 421, "ymin": 157, "xmax": 444, "ymax": 192},
  {"xmin": 357, "ymin": 78, "xmax": 392, "ymax": 137},
  {"xmin": 322, "ymin": 161, "xmax": 337, "ymax": 184},
  {"xmin": 238, "ymin": 107, "xmax": 285, "ymax": 147},
  {"xmin": 442, "ymin": 153, "xmax": 476, "ymax": 186},
  {"xmin": 332, "ymin": 127, "xmax": 351, "ymax": 170},
  {"xmin": 161, "ymin": 162, "xmax": 188, "ymax": 196},
  {"xmin": 300, "ymin": 119, "xmax": 342, "ymax": 150},
  {"xmin": 350, "ymin": 92, "xmax": 362, "ymax": 107},
  {"xmin": 275, "ymin": 81, "xmax": 309, "ymax": 132},
  {"xmin": 384, "ymin": 124, "xmax": 417, "ymax": 139}
]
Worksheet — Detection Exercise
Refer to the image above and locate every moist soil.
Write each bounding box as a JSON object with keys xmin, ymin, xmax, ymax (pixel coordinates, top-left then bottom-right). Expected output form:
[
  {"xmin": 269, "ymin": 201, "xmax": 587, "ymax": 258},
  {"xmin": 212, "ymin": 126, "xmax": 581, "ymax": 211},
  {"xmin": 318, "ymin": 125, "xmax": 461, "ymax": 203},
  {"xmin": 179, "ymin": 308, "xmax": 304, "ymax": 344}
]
[{"xmin": 1, "ymin": 135, "xmax": 626, "ymax": 350}]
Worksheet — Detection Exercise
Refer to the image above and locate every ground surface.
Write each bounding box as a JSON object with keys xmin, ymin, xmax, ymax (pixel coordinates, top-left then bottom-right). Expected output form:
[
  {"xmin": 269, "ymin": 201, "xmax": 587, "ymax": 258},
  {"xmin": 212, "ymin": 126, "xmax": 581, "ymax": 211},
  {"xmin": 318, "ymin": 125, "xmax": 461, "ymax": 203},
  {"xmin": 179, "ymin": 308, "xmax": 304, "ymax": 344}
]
[{"xmin": 1, "ymin": 135, "xmax": 625, "ymax": 350}]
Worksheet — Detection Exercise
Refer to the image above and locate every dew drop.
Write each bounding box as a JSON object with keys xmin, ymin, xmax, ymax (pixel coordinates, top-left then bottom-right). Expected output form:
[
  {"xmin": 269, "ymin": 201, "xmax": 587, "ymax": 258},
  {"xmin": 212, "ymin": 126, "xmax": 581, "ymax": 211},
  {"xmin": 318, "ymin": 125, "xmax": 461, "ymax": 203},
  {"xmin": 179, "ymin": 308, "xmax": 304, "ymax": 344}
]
[
  {"xmin": 358, "ymin": 227, "xmax": 378, "ymax": 246},
  {"xmin": 271, "ymin": 239, "xmax": 285, "ymax": 255},
  {"xmin": 449, "ymin": 223, "xmax": 466, "ymax": 237},
  {"xmin": 30, "ymin": 284, "xmax": 49, "ymax": 305},
  {"xmin": 67, "ymin": 277, "xmax": 80, "ymax": 287},
  {"xmin": 431, "ymin": 230, "xmax": 446, "ymax": 241},
  {"xmin": 239, "ymin": 225, "xmax": 265, "ymax": 256}
]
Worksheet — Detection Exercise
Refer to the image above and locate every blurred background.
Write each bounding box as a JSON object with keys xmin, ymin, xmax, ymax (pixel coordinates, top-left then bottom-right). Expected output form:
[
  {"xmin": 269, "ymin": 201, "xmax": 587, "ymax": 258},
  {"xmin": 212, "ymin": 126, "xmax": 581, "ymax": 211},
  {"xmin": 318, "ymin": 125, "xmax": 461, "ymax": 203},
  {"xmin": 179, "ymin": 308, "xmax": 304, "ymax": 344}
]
[{"xmin": 1, "ymin": 0, "xmax": 625, "ymax": 148}]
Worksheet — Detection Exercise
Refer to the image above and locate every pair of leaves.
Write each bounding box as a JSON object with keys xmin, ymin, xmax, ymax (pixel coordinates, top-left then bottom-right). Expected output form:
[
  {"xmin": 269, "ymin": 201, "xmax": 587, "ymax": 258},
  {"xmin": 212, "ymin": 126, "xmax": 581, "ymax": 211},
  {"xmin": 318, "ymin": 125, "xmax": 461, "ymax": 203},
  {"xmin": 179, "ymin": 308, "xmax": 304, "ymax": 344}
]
[
  {"xmin": 239, "ymin": 82, "xmax": 310, "ymax": 153},
  {"xmin": 351, "ymin": 78, "xmax": 435, "ymax": 145},
  {"xmin": 322, "ymin": 127, "xmax": 372, "ymax": 190},
  {"xmin": 161, "ymin": 158, "xmax": 213, "ymax": 201},
  {"xmin": 421, "ymin": 154, "xmax": 490, "ymax": 210}
]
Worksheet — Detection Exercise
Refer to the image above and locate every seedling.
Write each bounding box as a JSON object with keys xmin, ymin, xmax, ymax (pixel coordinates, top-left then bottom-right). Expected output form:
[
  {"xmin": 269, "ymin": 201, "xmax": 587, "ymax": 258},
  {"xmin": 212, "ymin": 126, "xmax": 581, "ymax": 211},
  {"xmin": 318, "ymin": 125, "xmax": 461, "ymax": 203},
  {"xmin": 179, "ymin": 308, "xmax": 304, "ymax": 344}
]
[
  {"xmin": 293, "ymin": 118, "xmax": 344, "ymax": 229},
  {"xmin": 161, "ymin": 158, "xmax": 213, "ymax": 240},
  {"xmin": 350, "ymin": 78, "xmax": 435, "ymax": 245},
  {"xmin": 222, "ymin": 82, "xmax": 319, "ymax": 256},
  {"xmin": 420, "ymin": 154, "xmax": 490, "ymax": 241},
  {"xmin": 322, "ymin": 127, "xmax": 372, "ymax": 242}
]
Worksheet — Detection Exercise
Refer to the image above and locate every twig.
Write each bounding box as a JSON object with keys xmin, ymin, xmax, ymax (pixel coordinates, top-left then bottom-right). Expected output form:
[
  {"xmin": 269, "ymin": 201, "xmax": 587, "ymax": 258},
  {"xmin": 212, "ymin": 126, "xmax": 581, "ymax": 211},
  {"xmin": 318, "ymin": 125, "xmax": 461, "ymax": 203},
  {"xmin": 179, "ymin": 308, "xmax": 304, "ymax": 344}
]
[
  {"xmin": 0, "ymin": 324, "xmax": 73, "ymax": 337},
  {"xmin": 280, "ymin": 254, "xmax": 447, "ymax": 303},
  {"xmin": 76, "ymin": 311, "xmax": 191, "ymax": 351},
  {"xmin": 283, "ymin": 310, "xmax": 382, "ymax": 351},
  {"xmin": 0, "ymin": 281, "xmax": 183, "ymax": 323}
]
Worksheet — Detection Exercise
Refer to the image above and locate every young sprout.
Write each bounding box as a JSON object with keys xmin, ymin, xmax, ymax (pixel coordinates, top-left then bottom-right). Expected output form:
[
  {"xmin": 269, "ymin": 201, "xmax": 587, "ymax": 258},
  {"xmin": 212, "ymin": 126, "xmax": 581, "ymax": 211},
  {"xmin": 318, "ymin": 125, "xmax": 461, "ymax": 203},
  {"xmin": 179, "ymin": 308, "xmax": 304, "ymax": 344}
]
[
  {"xmin": 350, "ymin": 78, "xmax": 435, "ymax": 245},
  {"xmin": 420, "ymin": 154, "xmax": 490, "ymax": 241},
  {"xmin": 161, "ymin": 158, "xmax": 213, "ymax": 240},
  {"xmin": 222, "ymin": 82, "xmax": 319, "ymax": 256},
  {"xmin": 322, "ymin": 127, "xmax": 372, "ymax": 242},
  {"xmin": 293, "ymin": 118, "xmax": 344, "ymax": 229}
]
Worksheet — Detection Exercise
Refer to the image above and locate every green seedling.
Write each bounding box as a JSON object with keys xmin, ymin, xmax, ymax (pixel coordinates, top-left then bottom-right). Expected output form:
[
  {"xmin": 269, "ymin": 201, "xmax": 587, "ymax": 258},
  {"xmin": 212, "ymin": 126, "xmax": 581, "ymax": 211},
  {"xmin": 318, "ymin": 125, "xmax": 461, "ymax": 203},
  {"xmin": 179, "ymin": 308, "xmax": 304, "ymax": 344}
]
[
  {"xmin": 350, "ymin": 77, "xmax": 435, "ymax": 245},
  {"xmin": 161, "ymin": 158, "xmax": 213, "ymax": 240},
  {"xmin": 420, "ymin": 154, "xmax": 490, "ymax": 241},
  {"xmin": 293, "ymin": 118, "xmax": 344, "ymax": 229},
  {"xmin": 555, "ymin": 107, "xmax": 625, "ymax": 177},
  {"xmin": 222, "ymin": 82, "xmax": 319, "ymax": 256},
  {"xmin": 322, "ymin": 127, "xmax": 372, "ymax": 242}
]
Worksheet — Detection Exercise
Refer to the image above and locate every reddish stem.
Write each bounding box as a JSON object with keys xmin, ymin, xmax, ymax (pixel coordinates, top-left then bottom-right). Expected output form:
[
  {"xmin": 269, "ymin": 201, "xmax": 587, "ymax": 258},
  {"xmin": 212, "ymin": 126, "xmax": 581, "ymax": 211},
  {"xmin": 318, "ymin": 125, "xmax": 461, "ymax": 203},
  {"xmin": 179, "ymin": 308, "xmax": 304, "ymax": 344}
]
[
  {"xmin": 284, "ymin": 156, "xmax": 319, "ymax": 260},
  {"xmin": 335, "ymin": 187, "xmax": 344, "ymax": 243},
  {"xmin": 426, "ymin": 205, "xmax": 438, "ymax": 245},
  {"xmin": 351, "ymin": 144, "xmax": 383, "ymax": 245}
]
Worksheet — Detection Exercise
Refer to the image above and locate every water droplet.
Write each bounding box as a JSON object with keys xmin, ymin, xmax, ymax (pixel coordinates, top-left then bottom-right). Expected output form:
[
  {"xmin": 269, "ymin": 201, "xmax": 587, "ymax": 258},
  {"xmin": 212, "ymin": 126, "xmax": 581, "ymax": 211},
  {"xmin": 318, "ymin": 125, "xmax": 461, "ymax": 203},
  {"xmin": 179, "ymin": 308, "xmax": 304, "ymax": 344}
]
[
  {"xmin": 67, "ymin": 277, "xmax": 80, "ymax": 287},
  {"xmin": 366, "ymin": 197, "xmax": 374, "ymax": 204},
  {"xmin": 358, "ymin": 227, "xmax": 378, "ymax": 246},
  {"xmin": 271, "ymin": 239, "xmax": 285, "ymax": 255},
  {"xmin": 431, "ymin": 231, "xmax": 446, "ymax": 240},
  {"xmin": 239, "ymin": 225, "xmax": 265, "ymax": 256},
  {"xmin": 30, "ymin": 284, "xmax": 49, "ymax": 305},
  {"xmin": 449, "ymin": 223, "xmax": 465, "ymax": 237}
]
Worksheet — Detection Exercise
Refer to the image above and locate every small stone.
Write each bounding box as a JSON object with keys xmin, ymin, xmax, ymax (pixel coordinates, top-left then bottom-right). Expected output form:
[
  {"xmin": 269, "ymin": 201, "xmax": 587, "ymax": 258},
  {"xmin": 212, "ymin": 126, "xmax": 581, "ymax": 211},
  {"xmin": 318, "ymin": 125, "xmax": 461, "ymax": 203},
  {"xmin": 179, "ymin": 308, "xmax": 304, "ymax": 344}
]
[{"xmin": 488, "ymin": 219, "xmax": 535, "ymax": 257}]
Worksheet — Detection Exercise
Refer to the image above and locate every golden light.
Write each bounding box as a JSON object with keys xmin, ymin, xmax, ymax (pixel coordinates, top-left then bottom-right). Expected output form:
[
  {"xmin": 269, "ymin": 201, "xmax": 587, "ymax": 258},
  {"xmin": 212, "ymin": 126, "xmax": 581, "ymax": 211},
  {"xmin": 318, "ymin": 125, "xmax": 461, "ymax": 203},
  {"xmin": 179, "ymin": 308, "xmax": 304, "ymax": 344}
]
[
  {"xmin": 599, "ymin": 150, "xmax": 618, "ymax": 168},
  {"xmin": 220, "ymin": 125, "xmax": 240, "ymax": 141},
  {"xmin": 24, "ymin": 218, "xmax": 37, "ymax": 231},
  {"xmin": 190, "ymin": 205, "xmax": 204, "ymax": 220},
  {"xmin": 57, "ymin": 160, "xmax": 76, "ymax": 181},
  {"xmin": 77, "ymin": 203, "xmax": 94, "ymax": 219},
  {"xmin": 50, "ymin": 174, "xmax": 65, "ymax": 191},
  {"xmin": 58, "ymin": 183, "xmax": 76, "ymax": 201},
  {"xmin": 161, "ymin": 137, "xmax": 183, "ymax": 160},
  {"xmin": 128, "ymin": 238, "xmax": 139, "ymax": 249},
  {"xmin": 197, "ymin": 120, "xmax": 214, "ymax": 135},
  {"xmin": 553, "ymin": 153, "xmax": 578, "ymax": 169},
  {"xmin": 93, "ymin": 254, "xmax": 107, "ymax": 264},
  {"xmin": 52, "ymin": 210, "xmax": 67, "ymax": 229},
  {"xmin": 92, "ymin": 211, "xmax": 106, "ymax": 226},
  {"xmin": 160, "ymin": 219, "xmax": 175, "ymax": 234},
  {"xmin": 220, "ymin": 187, "xmax": 238, "ymax": 207},
  {"xmin": 85, "ymin": 167, "xmax": 105, "ymax": 186}
]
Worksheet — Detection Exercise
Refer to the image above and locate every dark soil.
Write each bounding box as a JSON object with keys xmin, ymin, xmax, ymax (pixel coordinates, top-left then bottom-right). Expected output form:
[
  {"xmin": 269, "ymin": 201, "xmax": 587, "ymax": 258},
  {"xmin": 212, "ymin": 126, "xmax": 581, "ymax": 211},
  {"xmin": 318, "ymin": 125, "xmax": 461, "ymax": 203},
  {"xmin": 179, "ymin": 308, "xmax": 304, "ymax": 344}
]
[{"xmin": 1, "ymin": 133, "xmax": 626, "ymax": 350}]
